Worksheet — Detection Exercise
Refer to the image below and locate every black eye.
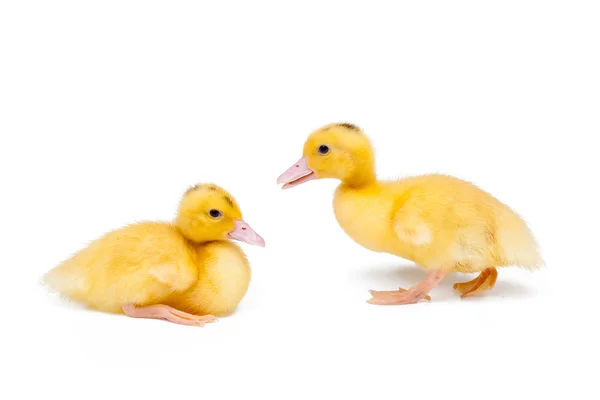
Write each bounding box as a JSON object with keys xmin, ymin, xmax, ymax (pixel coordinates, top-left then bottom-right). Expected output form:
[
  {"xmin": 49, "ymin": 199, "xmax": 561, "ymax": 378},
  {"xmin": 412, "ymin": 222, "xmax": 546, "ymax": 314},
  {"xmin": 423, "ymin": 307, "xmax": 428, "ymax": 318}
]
[
  {"xmin": 318, "ymin": 145, "xmax": 330, "ymax": 155},
  {"xmin": 209, "ymin": 209, "xmax": 222, "ymax": 218}
]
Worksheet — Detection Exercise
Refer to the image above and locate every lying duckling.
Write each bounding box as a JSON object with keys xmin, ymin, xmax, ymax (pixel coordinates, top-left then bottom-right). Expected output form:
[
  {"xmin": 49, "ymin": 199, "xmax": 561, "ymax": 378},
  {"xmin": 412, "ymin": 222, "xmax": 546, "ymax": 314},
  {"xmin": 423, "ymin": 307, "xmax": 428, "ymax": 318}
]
[
  {"xmin": 44, "ymin": 184, "xmax": 265, "ymax": 325},
  {"xmin": 277, "ymin": 123, "xmax": 542, "ymax": 305}
]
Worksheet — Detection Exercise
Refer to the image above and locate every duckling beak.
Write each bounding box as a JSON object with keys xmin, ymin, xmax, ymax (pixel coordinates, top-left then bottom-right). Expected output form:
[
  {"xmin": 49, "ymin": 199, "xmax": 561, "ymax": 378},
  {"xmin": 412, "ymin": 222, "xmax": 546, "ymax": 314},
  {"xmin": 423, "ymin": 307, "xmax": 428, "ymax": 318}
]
[
  {"xmin": 228, "ymin": 219, "xmax": 266, "ymax": 247},
  {"xmin": 277, "ymin": 157, "xmax": 316, "ymax": 189}
]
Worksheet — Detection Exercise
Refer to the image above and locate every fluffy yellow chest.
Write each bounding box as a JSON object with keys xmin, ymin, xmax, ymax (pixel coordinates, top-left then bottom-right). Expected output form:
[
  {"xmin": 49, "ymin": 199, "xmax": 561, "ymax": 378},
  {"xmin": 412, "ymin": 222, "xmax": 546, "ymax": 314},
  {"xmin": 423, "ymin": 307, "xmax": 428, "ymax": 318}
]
[
  {"xmin": 333, "ymin": 185, "xmax": 397, "ymax": 253},
  {"xmin": 168, "ymin": 241, "xmax": 251, "ymax": 316}
]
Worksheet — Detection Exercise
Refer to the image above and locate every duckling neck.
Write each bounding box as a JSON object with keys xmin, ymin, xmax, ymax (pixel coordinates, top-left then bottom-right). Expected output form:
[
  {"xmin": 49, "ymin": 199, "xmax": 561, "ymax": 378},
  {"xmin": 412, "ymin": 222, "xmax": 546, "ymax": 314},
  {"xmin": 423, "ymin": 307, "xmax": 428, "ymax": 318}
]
[{"xmin": 341, "ymin": 167, "xmax": 377, "ymax": 189}]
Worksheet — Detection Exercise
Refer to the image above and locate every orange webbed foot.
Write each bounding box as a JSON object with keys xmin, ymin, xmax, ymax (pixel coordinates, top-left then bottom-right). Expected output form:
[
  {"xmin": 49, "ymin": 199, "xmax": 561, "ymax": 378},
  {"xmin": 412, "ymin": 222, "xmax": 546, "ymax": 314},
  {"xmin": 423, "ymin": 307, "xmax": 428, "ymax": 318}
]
[{"xmin": 453, "ymin": 268, "xmax": 498, "ymax": 298}]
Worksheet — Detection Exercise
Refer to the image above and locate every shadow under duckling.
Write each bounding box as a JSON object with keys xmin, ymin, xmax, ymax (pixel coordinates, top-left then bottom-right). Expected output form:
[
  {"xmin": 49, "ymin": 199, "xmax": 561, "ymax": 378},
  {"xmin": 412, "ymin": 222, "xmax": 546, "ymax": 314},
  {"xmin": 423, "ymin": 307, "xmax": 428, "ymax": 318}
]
[
  {"xmin": 277, "ymin": 123, "xmax": 542, "ymax": 305},
  {"xmin": 44, "ymin": 184, "xmax": 265, "ymax": 326}
]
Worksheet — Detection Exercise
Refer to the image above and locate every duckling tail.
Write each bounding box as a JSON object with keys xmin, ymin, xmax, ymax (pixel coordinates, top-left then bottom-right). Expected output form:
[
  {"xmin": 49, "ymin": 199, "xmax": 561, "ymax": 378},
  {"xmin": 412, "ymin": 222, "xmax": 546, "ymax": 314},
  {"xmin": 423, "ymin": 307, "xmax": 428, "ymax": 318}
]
[
  {"xmin": 496, "ymin": 210, "xmax": 544, "ymax": 269},
  {"xmin": 42, "ymin": 258, "xmax": 90, "ymax": 299}
]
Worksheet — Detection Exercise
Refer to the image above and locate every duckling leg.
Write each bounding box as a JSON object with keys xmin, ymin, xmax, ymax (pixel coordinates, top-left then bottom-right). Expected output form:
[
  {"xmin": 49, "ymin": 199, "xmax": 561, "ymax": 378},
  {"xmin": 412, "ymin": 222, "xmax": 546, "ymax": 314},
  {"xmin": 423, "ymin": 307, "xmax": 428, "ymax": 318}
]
[
  {"xmin": 453, "ymin": 268, "xmax": 498, "ymax": 298},
  {"xmin": 367, "ymin": 270, "xmax": 445, "ymax": 305},
  {"xmin": 122, "ymin": 303, "xmax": 217, "ymax": 326}
]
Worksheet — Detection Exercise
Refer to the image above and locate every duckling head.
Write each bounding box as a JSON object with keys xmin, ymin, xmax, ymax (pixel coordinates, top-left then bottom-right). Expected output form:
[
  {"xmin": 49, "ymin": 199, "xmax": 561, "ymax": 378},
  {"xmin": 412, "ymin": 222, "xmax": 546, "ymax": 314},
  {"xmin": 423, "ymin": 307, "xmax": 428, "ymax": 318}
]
[
  {"xmin": 176, "ymin": 184, "xmax": 265, "ymax": 246},
  {"xmin": 277, "ymin": 123, "xmax": 376, "ymax": 189}
]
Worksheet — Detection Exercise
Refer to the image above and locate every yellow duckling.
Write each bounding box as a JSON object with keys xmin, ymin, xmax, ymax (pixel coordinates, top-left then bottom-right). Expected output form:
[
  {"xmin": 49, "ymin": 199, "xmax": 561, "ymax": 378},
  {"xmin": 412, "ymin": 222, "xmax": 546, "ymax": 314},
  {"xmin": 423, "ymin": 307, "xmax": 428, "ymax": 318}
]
[
  {"xmin": 44, "ymin": 184, "xmax": 265, "ymax": 325},
  {"xmin": 277, "ymin": 123, "xmax": 542, "ymax": 305}
]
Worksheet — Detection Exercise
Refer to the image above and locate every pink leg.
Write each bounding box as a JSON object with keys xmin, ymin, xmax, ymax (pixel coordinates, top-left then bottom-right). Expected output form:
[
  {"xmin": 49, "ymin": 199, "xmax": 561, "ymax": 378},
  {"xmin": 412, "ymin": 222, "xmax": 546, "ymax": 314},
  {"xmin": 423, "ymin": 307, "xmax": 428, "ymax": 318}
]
[
  {"xmin": 367, "ymin": 270, "xmax": 446, "ymax": 305},
  {"xmin": 122, "ymin": 303, "xmax": 217, "ymax": 327}
]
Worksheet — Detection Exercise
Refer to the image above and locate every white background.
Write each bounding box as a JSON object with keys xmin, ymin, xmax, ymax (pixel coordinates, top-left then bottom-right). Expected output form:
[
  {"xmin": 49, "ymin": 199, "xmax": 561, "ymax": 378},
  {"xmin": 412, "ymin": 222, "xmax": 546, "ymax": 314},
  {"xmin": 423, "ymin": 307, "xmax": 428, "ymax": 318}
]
[{"xmin": 1, "ymin": 1, "xmax": 598, "ymax": 399}]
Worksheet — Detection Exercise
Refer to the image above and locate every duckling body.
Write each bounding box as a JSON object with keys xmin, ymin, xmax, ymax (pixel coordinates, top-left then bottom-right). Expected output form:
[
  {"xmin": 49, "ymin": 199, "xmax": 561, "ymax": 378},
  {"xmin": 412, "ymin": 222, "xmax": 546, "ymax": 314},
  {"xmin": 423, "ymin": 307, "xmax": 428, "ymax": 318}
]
[
  {"xmin": 334, "ymin": 175, "xmax": 540, "ymax": 273},
  {"xmin": 278, "ymin": 123, "xmax": 542, "ymax": 305},
  {"xmin": 44, "ymin": 184, "xmax": 264, "ymax": 326}
]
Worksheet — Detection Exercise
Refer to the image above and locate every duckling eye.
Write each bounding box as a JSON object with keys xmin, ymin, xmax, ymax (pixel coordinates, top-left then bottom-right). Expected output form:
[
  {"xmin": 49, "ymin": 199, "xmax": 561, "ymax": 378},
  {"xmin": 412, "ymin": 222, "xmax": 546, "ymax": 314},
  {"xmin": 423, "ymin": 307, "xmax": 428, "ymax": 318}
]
[
  {"xmin": 209, "ymin": 209, "xmax": 222, "ymax": 218},
  {"xmin": 318, "ymin": 145, "xmax": 330, "ymax": 155}
]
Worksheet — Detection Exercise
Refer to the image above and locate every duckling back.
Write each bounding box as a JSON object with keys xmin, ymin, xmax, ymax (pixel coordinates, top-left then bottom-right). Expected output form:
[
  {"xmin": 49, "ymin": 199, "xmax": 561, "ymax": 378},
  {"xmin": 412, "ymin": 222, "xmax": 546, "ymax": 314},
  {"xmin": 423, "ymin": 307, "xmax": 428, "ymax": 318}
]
[{"xmin": 44, "ymin": 222, "xmax": 198, "ymax": 313}]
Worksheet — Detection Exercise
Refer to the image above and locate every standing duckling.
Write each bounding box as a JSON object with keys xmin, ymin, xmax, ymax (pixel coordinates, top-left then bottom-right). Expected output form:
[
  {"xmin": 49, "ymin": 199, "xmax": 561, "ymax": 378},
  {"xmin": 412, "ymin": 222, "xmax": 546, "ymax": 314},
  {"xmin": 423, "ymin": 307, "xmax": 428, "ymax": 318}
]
[
  {"xmin": 277, "ymin": 123, "xmax": 542, "ymax": 305},
  {"xmin": 44, "ymin": 184, "xmax": 265, "ymax": 325}
]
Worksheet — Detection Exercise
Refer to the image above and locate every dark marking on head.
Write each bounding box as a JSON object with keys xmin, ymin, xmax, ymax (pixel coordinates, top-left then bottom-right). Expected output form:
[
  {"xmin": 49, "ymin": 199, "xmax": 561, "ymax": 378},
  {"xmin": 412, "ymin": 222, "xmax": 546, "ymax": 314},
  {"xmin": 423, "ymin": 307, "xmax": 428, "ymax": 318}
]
[
  {"xmin": 185, "ymin": 184, "xmax": 202, "ymax": 195},
  {"xmin": 224, "ymin": 196, "xmax": 234, "ymax": 208},
  {"xmin": 336, "ymin": 123, "xmax": 360, "ymax": 131},
  {"xmin": 208, "ymin": 185, "xmax": 217, "ymax": 191}
]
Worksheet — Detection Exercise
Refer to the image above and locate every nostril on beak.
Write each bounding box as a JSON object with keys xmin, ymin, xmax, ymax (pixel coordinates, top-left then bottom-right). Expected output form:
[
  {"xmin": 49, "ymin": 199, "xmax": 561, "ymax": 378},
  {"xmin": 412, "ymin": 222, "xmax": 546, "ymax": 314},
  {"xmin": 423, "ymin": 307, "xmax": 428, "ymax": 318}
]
[
  {"xmin": 242, "ymin": 227, "xmax": 247, "ymax": 231},
  {"xmin": 295, "ymin": 165, "xmax": 299, "ymax": 167}
]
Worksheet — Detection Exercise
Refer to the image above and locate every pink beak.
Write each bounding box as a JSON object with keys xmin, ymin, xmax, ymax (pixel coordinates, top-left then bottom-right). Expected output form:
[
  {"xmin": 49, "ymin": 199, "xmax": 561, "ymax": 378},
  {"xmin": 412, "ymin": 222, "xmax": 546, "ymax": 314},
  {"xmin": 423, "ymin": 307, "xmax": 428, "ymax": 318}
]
[
  {"xmin": 228, "ymin": 219, "xmax": 266, "ymax": 247},
  {"xmin": 277, "ymin": 157, "xmax": 316, "ymax": 189}
]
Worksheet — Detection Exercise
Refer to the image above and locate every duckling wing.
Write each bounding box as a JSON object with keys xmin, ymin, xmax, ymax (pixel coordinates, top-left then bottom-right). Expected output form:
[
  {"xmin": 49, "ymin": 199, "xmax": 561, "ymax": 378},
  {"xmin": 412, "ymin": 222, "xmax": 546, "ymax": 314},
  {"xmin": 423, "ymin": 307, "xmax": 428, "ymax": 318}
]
[
  {"xmin": 392, "ymin": 211, "xmax": 433, "ymax": 247},
  {"xmin": 147, "ymin": 263, "xmax": 197, "ymax": 291}
]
